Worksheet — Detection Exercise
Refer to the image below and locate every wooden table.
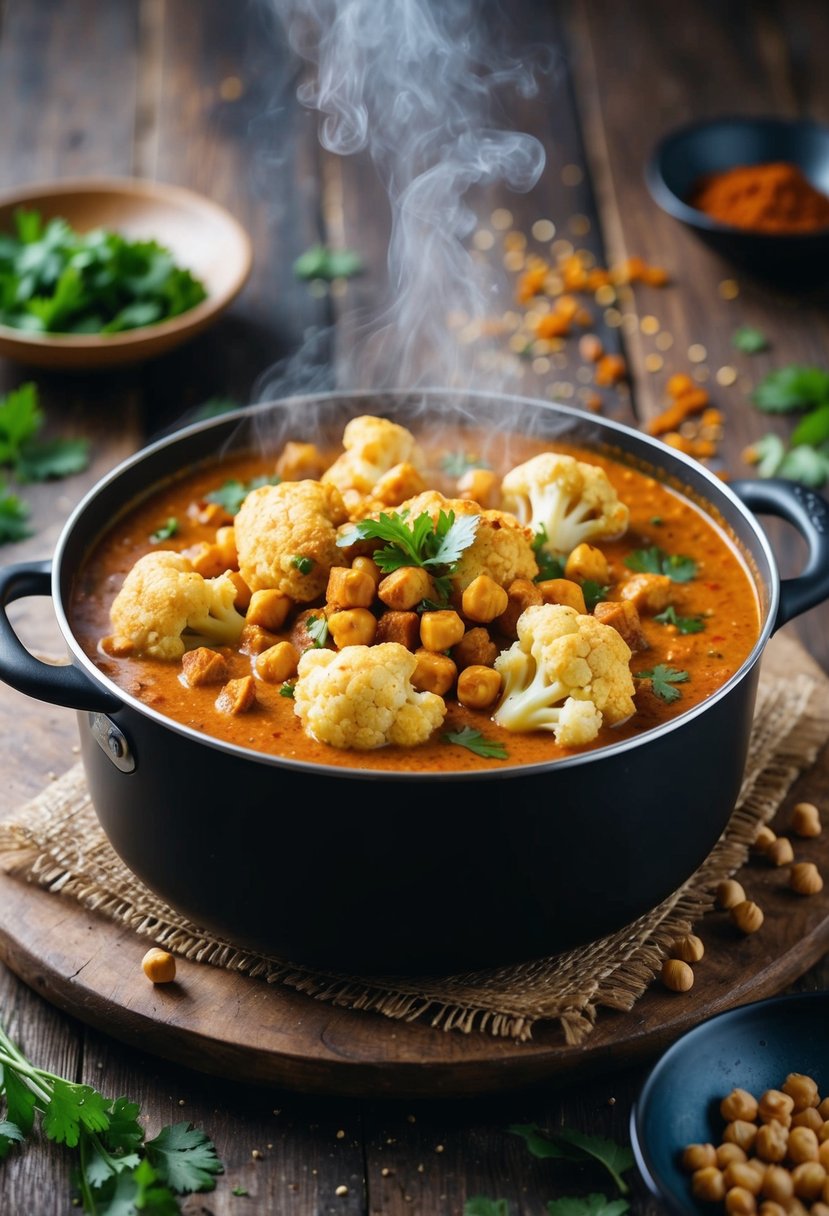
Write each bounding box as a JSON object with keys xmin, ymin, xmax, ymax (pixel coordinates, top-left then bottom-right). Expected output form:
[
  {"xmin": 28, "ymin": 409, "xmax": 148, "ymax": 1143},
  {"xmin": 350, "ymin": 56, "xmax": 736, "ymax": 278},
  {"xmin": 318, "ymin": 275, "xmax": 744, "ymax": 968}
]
[{"xmin": 1, "ymin": 1, "xmax": 829, "ymax": 1212}]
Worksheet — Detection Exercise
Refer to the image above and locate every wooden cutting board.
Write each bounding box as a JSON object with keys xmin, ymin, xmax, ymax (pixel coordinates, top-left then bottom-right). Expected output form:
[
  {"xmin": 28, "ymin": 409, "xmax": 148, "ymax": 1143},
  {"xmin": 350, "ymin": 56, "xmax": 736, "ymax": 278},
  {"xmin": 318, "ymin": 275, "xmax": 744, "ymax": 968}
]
[{"xmin": 1, "ymin": 632, "xmax": 828, "ymax": 1100}]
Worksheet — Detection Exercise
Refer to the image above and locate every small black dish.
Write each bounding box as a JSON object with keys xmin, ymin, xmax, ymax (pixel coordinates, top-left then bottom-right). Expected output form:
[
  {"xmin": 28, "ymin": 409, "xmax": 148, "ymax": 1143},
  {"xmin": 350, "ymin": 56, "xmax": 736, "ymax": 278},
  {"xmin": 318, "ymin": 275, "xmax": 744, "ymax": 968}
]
[
  {"xmin": 630, "ymin": 989, "xmax": 829, "ymax": 1216},
  {"xmin": 646, "ymin": 115, "xmax": 829, "ymax": 290}
]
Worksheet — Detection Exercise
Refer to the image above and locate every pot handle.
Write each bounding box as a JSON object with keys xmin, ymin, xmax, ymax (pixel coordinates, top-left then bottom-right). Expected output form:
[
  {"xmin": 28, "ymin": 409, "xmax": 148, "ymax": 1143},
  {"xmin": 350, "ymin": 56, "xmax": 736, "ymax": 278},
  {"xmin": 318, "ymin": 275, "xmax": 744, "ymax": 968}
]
[
  {"xmin": 729, "ymin": 478, "xmax": 829, "ymax": 630},
  {"xmin": 0, "ymin": 559, "xmax": 120, "ymax": 712}
]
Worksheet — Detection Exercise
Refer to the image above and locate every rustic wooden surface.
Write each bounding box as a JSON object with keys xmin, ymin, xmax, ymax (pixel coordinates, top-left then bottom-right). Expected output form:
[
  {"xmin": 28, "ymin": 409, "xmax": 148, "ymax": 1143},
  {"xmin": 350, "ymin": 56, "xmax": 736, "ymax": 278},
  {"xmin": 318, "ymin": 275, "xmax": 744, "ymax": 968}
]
[{"xmin": 1, "ymin": 1, "xmax": 829, "ymax": 1212}]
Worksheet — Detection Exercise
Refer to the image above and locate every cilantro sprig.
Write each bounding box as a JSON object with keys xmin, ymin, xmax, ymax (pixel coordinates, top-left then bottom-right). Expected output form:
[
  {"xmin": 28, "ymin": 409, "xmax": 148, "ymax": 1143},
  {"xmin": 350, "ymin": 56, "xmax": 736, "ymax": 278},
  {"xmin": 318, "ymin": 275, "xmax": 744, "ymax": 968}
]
[
  {"xmin": 0, "ymin": 208, "xmax": 207, "ymax": 334},
  {"xmin": 0, "ymin": 1013, "xmax": 223, "ymax": 1212},
  {"xmin": 624, "ymin": 546, "xmax": 697, "ymax": 582},
  {"xmin": 635, "ymin": 664, "xmax": 689, "ymax": 703},
  {"xmin": 532, "ymin": 525, "xmax": 566, "ymax": 582},
  {"xmin": 745, "ymin": 363, "xmax": 829, "ymax": 487},
  {"xmin": 338, "ymin": 509, "xmax": 479, "ymax": 605},
  {"xmin": 205, "ymin": 473, "xmax": 281, "ymax": 516},
  {"xmin": 443, "ymin": 727, "xmax": 508, "ymax": 760},
  {"xmin": 509, "ymin": 1123, "xmax": 635, "ymax": 1196},
  {"xmin": 653, "ymin": 604, "xmax": 705, "ymax": 634},
  {"xmin": 149, "ymin": 517, "xmax": 179, "ymax": 544}
]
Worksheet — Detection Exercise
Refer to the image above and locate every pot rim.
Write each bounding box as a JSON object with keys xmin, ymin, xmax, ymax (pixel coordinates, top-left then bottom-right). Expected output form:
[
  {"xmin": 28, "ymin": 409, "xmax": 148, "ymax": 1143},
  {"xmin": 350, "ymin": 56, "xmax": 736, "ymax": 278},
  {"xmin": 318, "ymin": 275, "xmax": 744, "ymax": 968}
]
[{"xmin": 54, "ymin": 387, "xmax": 778, "ymax": 781}]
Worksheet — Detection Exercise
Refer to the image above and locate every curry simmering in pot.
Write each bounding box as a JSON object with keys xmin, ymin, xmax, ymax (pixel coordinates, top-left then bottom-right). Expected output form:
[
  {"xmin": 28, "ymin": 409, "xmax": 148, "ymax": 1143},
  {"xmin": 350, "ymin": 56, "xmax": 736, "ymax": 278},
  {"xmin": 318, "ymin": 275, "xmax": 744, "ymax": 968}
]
[{"xmin": 69, "ymin": 415, "xmax": 761, "ymax": 772}]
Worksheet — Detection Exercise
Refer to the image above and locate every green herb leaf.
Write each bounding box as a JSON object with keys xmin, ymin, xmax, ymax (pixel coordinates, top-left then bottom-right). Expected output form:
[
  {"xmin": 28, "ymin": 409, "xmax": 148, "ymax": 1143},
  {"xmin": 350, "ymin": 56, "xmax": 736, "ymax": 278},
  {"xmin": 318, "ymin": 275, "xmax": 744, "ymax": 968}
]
[
  {"xmin": 509, "ymin": 1123, "xmax": 573, "ymax": 1160},
  {"xmin": 293, "ymin": 244, "xmax": 363, "ymax": 282},
  {"xmin": 279, "ymin": 682, "xmax": 296, "ymax": 698},
  {"xmin": 338, "ymin": 510, "xmax": 479, "ymax": 577},
  {"xmin": 15, "ymin": 436, "xmax": 90, "ymax": 483},
  {"xmin": 547, "ymin": 1195, "xmax": 630, "ymax": 1216},
  {"xmin": 465, "ymin": 1200, "xmax": 512, "ymax": 1216},
  {"xmin": 777, "ymin": 444, "xmax": 829, "ymax": 488},
  {"xmin": 306, "ymin": 615, "xmax": 330, "ymax": 648},
  {"xmin": 291, "ymin": 555, "xmax": 315, "ymax": 575},
  {"xmin": 205, "ymin": 474, "xmax": 281, "ymax": 515},
  {"xmin": 0, "ymin": 381, "xmax": 42, "ymax": 465},
  {"xmin": 42, "ymin": 1079, "xmax": 110, "ymax": 1147},
  {"xmin": 791, "ymin": 403, "xmax": 829, "ymax": 449},
  {"xmin": 635, "ymin": 664, "xmax": 689, "ymax": 704},
  {"xmin": 732, "ymin": 326, "xmax": 768, "ymax": 354},
  {"xmin": 653, "ymin": 604, "xmax": 705, "ymax": 634},
  {"xmin": 441, "ymin": 452, "xmax": 492, "ymax": 478},
  {"xmin": 649, "ymin": 516, "xmax": 663, "ymax": 526},
  {"xmin": 752, "ymin": 365, "xmax": 829, "ymax": 413},
  {"xmin": 624, "ymin": 546, "xmax": 697, "ymax": 582},
  {"xmin": 144, "ymin": 1122, "xmax": 223, "ymax": 1194},
  {"xmin": 0, "ymin": 1119, "xmax": 24, "ymax": 1160},
  {"xmin": 748, "ymin": 433, "xmax": 786, "ymax": 478},
  {"xmin": 149, "ymin": 517, "xmax": 180, "ymax": 544},
  {"xmin": 0, "ymin": 485, "xmax": 31, "ymax": 543},
  {"xmin": 192, "ymin": 396, "xmax": 241, "ymax": 421},
  {"xmin": 581, "ymin": 581, "xmax": 610, "ymax": 612},
  {"xmin": 509, "ymin": 1124, "xmax": 634, "ymax": 1195},
  {"xmin": 443, "ymin": 727, "xmax": 508, "ymax": 760},
  {"xmin": 533, "ymin": 526, "xmax": 566, "ymax": 582},
  {"xmin": 233, "ymin": 1185, "xmax": 250, "ymax": 1196}
]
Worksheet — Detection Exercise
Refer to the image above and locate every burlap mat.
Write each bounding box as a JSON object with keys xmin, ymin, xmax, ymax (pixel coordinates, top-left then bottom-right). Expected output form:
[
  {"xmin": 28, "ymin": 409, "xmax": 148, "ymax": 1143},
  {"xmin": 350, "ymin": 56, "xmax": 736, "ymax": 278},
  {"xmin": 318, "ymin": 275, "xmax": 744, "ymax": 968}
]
[{"xmin": 2, "ymin": 636, "xmax": 829, "ymax": 1044}]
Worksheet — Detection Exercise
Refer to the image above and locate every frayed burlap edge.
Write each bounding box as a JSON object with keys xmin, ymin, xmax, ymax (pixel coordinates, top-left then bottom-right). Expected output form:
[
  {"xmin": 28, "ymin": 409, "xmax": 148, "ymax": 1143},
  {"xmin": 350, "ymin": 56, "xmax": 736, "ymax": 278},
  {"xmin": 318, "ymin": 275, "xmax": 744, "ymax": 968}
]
[{"xmin": 2, "ymin": 667, "xmax": 828, "ymax": 1044}]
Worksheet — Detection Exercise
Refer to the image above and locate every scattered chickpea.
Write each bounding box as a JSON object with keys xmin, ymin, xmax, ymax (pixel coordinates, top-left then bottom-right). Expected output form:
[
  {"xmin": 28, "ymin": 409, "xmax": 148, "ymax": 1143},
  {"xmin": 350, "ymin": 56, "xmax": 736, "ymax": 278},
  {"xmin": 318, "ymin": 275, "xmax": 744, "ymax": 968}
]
[
  {"xmin": 791, "ymin": 1161, "xmax": 826, "ymax": 1200},
  {"xmin": 788, "ymin": 1127, "xmax": 820, "ymax": 1164},
  {"xmin": 661, "ymin": 958, "xmax": 694, "ymax": 992},
  {"xmin": 758, "ymin": 1203, "xmax": 788, "ymax": 1216},
  {"xmin": 717, "ymin": 1144, "xmax": 748, "ymax": 1169},
  {"xmin": 692, "ymin": 1167, "xmax": 727, "ymax": 1203},
  {"xmin": 141, "ymin": 947, "xmax": 176, "ymax": 984},
  {"xmin": 683, "ymin": 1143, "xmax": 718, "ymax": 1171},
  {"xmin": 760, "ymin": 1165, "xmax": 794, "ymax": 1204},
  {"xmin": 783, "ymin": 1073, "xmax": 821, "ymax": 1112},
  {"xmin": 724, "ymin": 1162, "xmax": 763, "ymax": 1195},
  {"xmin": 790, "ymin": 862, "xmax": 824, "ymax": 895},
  {"xmin": 731, "ymin": 900, "xmax": 764, "ymax": 935},
  {"xmin": 722, "ymin": 1090, "xmax": 760, "ymax": 1123},
  {"xmin": 753, "ymin": 825, "xmax": 777, "ymax": 854},
  {"xmin": 717, "ymin": 879, "xmax": 746, "ymax": 910},
  {"xmin": 765, "ymin": 837, "xmax": 794, "ymax": 867},
  {"xmin": 724, "ymin": 1121, "xmax": 758, "ymax": 1153},
  {"xmin": 790, "ymin": 801, "xmax": 822, "ymax": 838},
  {"xmin": 672, "ymin": 933, "xmax": 705, "ymax": 963},
  {"xmin": 758, "ymin": 1091, "xmax": 794, "ymax": 1127},
  {"xmin": 725, "ymin": 1185, "xmax": 757, "ymax": 1214},
  {"xmin": 755, "ymin": 1121, "xmax": 789, "ymax": 1163},
  {"xmin": 791, "ymin": 1108, "xmax": 824, "ymax": 1132}
]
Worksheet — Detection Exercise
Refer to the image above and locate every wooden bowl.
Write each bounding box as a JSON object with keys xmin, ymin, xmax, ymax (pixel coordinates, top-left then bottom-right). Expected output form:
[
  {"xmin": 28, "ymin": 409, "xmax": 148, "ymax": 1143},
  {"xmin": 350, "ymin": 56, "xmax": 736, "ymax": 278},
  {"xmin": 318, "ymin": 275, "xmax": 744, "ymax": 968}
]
[{"xmin": 0, "ymin": 177, "xmax": 253, "ymax": 370}]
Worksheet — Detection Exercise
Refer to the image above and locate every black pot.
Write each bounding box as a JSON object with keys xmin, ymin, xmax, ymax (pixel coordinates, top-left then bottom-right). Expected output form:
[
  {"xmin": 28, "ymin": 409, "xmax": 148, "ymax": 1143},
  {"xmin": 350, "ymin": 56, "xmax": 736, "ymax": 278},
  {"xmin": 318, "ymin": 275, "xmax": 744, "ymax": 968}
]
[{"xmin": 2, "ymin": 390, "xmax": 828, "ymax": 975}]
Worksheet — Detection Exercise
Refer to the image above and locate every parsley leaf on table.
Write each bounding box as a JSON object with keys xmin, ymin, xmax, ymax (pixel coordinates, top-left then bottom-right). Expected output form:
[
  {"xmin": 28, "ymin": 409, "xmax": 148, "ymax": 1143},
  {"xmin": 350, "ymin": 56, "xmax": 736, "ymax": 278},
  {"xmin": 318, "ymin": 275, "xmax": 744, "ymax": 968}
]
[
  {"xmin": 634, "ymin": 664, "xmax": 689, "ymax": 704},
  {"xmin": 464, "ymin": 1200, "xmax": 512, "ymax": 1216},
  {"xmin": 0, "ymin": 381, "xmax": 42, "ymax": 466},
  {"xmin": 731, "ymin": 325, "xmax": 768, "ymax": 354},
  {"xmin": 624, "ymin": 546, "xmax": 697, "ymax": 582},
  {"xmin": 653, "ymin": 604, "xmax": 705, "ymax": 634},
  {"xmin": 443, "ymin": 727, "xmax": 508, "ymax": 760},
  {"xmin": 293, "ymin": 244, "xmax": 363, "ymax": 282},
  {"xmin": 751, "ymin": 365, "xmax": 829, "ymax": 413},
  {"xmin": 509, "ymin": 1123, "xmax": 635, "ymax": 1195},
  {"xmin": 144, "ymin": 1123, "xmax": 224, "ymax": 1193},
  {"xmin": 0, "ymin": 485, "xmax": 31, "ymax": 542},
  {"xmin": 790, "ymin": 402, "xmax": 829, "ymax": 448},
  {"xmin": 15, "ymin": 436, "xmax": 91, "ymax": 483}
]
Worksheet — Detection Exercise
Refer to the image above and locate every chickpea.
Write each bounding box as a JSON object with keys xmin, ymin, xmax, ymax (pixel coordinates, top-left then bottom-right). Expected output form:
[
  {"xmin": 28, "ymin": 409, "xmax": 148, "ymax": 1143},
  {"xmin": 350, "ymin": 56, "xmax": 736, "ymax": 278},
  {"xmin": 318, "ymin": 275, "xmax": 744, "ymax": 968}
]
[
  {"xmin": 821, "ymin": 1099, "xmax": 829, "ymax": 1120},
  {"xmin": 758, "ymin": 1203, "xmax": 788, "ymax": 1216},
  {"xmin": 411, "ymin": 650, "xmax": 457, "ymax": 697},
  {"xmin": 327, "ymin": 608, "xmax": 377, "ymax": 649},
  {"xmin": 755, "ymin": 1121, "xmax": 790, "ymax": 1162},
  {"xmin": 215, "ymin": 525, "xmax": 238, "ymax": 569},
  {"xmin": 753, "ymin": 825, "xmax": 777, "ymax": 854},
  {"xmin": 724, "ymin": 1185, "xmax": 756, "ymax": 1214},
  {"xmin": 723, "ymin": 1121, "xmax": 758, "ymax": 1152},
  {"xmin": 765, "ymin": 837, "xmax": 794, "ymax": 867},
  {"xmin": 565, "ymin": 542, "xmax": 609, "ymax": 585},
  {"xmin": 275, "ymin": 441, "xmax": 325, "ymax": 480},
  {"xmin": 759, "ymin": 1092, "xmax": 795, "ymax": 1128},
  {"xmin": 457, "ymin": 466, "xmax": 499, "ymax": 507},
  {"xmin": 820, "ymin": 1122, "xmax": 829, "ymax": 1145},
  {"xmin": 790, "ymin": 801, "xmax": 822, "ymax": 838},
  {"xmin": 255, "ymin": 641, "xmax": 299, "ymax": 684},
  {"xmin": 537, "ymin": 577, "xmax": 587, "ymax": 614},
  {"xmin": 461, "ymin": 575, "xmax": 509, "ymax": 623},
  {"xmin": 419, "ymin": 610, "xmax": 466, "ymax": 652},
  {"xmin": 791, "ymin": 1161, "xmax": 826, "ymax": 1200},
  {"xmin": 247, "ymin": 588, "xmax": 291, "ymax": 631},
  {"xmin": 683, "ymin": 1143, "xmax": 718, "ymax": 1172},
  {"xmin": 788, "ymin": 1126, "xmax": 820, "ymax": 1163},
  {"xmin": 456, "ymin": 665, "xmax": 502, "ymax": 711},
  {"xmin": 760, "ymin": 1165, "xmax": 794, "ymax": 1204},
  {"xmin": 142, "ymin": 947, "xmax": 176, "ymax": 984},
  {"xmin": 790, "ymin": 862, "xmax": 824, "ymax": 895},
  {"xmin": 812, "ymin": 1204, "xmax": 829, "ymax": 1216},
  {"xmin": 731, "ymin": 900, "xmax": 764, "ymax": 935},
  {"xmin": 820, "ymin": 1141, "xmax": 829, "ymax": 1171},
  {"xmin": 228, "ymin": 569, "xmax": 253, "ymax": 611},
  {"xmin": 783, "ymin": 1073, "xmax": 821, "ymax": 1112},
  {"xmin": 717, "ymin": 1144, "xmax": 748, "ymax": 1169},
  {"xmin": 692, "ymin": 1167, "xmax": 726, "ymax": 1203},
  {"xmin": 661, "ymin": 958, "xmax": 694, "ymax": 991},
  {"xmin": 326, "ymin": 565, "xmax": 376, "ymax": 610},
  {"xmin": 792, "ymin": 1108, "xmax": 824, "ymax": 1132},
  {"xmin": 724, "ymin": 1162, "xmax": 763, "ymax": 1195},
  {"xmin": 717, "ymin": 879, "xmax": 746, "ymax": 910},
  {"xmin": 352, "ymin": 555, "xmax": 382, "ymax": 586},
  {"xmin": 671, "ymin": 933, "xmax": 705, "ymax": 963},
  {"xmin": 721, "ymin": 1089, "xmax": 759, "ymax": 1123}
]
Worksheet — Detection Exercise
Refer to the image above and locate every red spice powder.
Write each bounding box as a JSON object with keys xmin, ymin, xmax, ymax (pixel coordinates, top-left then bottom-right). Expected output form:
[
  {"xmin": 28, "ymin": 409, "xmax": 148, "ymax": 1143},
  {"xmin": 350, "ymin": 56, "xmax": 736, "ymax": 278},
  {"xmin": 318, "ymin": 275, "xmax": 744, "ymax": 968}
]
[{"xmin": 689, "ymin": 161, "xmax": 829, "ymax": 234}]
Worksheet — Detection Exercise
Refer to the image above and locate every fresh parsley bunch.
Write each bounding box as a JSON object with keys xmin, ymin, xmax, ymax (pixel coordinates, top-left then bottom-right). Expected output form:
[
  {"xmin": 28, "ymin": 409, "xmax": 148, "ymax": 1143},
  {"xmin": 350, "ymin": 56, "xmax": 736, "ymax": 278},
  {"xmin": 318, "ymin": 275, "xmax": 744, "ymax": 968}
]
[
  {"xmin": 0, "ymin": 208, "xmax": 207, "ymax": 335},
  {"xmin": 747, "ymin": 364, "xmax": 829, "ymax": 487},
  {"xmin": 0, "ymin": 1014, "xmax": 223, "ymax": 1213}
]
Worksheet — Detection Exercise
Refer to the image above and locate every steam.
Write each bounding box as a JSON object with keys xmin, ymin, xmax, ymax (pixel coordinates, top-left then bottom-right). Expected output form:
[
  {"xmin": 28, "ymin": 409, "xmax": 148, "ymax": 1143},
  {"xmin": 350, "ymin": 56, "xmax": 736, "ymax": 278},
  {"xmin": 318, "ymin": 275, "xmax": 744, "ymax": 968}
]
[{"xmin": 257, "ymin": 0, "xmax": 548, "ymax": 397}]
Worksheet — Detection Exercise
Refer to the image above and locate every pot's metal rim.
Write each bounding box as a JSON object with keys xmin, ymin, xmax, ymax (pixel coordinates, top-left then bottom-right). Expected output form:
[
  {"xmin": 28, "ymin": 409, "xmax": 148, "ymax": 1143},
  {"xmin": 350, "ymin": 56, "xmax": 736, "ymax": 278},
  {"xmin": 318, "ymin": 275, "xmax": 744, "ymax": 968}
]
[{"xmin": 52, "ymin": 387, "xmax": 779, "ymax": 782}]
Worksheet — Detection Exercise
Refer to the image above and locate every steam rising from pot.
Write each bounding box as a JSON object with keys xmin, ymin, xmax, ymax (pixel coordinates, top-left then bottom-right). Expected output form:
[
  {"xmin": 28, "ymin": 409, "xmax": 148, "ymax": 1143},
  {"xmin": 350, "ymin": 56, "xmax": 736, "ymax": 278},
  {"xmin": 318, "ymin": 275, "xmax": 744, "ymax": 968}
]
[{"xmin": 255, "ymin": 0, "xmax": 548, "ymax": 400}]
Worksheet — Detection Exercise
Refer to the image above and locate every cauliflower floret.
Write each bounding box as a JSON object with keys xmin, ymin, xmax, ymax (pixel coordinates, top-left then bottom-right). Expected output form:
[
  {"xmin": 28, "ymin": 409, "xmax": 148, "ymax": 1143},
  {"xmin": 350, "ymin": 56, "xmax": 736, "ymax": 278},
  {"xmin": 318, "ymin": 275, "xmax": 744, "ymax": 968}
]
[
  {"xmin": 501, "ymin": 452, "xmax": 629, "ymax": 558},
  {"xmin": 293, "ymin": 642, "xmax": 446, "ymax": 750},
  {"xmin": 321, "ymin": 416, "xmax": 425, "ymax": 509},
  {"xmin": 109, "ymin": 551, "xmax": 245, "ymax": 660},
  {"xmin": 396, "ymin": 490, "xmax": 537, "ymax": 591},
  {"xmin": 235, "ymin": 479, "xmax": 348, "ymax": 602},
  {"xmin": 493, "ymin": 603, "xmax": 635, "ymax": 745}
]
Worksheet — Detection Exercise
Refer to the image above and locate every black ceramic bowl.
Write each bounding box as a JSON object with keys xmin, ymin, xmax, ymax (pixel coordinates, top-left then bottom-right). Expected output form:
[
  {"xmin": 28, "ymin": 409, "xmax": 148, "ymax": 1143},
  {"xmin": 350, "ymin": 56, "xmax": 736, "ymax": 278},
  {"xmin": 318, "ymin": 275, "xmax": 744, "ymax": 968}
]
[
  {"xmin": 646, "ymin": 115, "xmax": 829, "ymax": 289},
  {"xmin": 631, "ymin": 990, "xmax": 829, "ymax": 1216},
  {"xmin": 1, "ymin": 390, "xmax": 829, "ymax": 975}
]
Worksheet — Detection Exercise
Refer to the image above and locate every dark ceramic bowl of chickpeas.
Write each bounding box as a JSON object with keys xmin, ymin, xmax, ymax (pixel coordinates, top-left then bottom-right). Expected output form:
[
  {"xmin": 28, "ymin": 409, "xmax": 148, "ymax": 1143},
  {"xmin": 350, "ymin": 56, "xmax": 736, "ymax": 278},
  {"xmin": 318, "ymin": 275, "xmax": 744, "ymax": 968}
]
[{"xmin": 631, "ymin": 990, "xmax": 829, "ymax": 1216}]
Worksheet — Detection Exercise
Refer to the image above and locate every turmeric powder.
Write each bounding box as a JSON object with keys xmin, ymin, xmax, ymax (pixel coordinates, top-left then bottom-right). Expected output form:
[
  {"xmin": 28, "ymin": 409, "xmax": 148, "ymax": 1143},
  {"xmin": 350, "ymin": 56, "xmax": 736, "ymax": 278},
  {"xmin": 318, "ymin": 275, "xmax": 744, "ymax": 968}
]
[{"xmin": 689, "ymin": 161, "xmax": 829, "ymax": 234}]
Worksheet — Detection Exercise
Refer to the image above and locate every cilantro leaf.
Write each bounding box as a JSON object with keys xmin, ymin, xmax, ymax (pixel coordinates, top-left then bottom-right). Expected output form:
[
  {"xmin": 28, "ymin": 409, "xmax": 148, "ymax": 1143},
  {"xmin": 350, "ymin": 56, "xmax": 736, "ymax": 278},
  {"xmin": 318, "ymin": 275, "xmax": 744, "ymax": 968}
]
[
  {"xmin": 747, "ymin": 433, "xmax": 786, "ymax": 478},
  {"xmin": 777, "ymin": 444, "xmax": 829, "ymax": 488},
  {"xmin": 0, "ymin": 381, "xmax": 42, "ymax": 465},
  {"xmin": 653, "ymin": 604, "xmax": 705, "ymax": 634},
  {"xmin": 624, "ymin": 546, "xmax": 696, "ymax": 582},
  {"xmin": 752, "ymin": 365, "xmax": 829, "ymax": 413},
  {"xmin": 443, "ymin": 727, "xmax": 508, "ymax": 760},
  {"xmin": 509, "ymin": 1123, "xmax": 573, "ymax": 1160},
  {"xmin": 149, "ymin": 517, "xmax": 179, "ymax": 543},
  {"xmin": 205, "ymin": 474, "xmax": 280, "ymax": 515},
  {"xmin": 0, "ymin": 1119, "xmax": 24, "ymax": 1160},
  {"xmin": 532, "ymin": 526, "xmax": 566, "ymax": 582},
  {"xmin": 635, "ymin": 664, "xmax": 689, "ymax": 704},
  {"xmin": 0, "ymin": 486, "xmax": 32, "ymax": 543},
  {"xmin": 15, "ymin": 436, "xmax": 90, "ymax": 483},
  {"xmin": 791, "ymin": 403, "xmax": 829, "ymax": 449},
  {"xmin": 581, "ymin": 581, "xmax": 610, "ymax": 611},
  {"xmin": 293, "ymin": 244, "xmax": 363, "ymax": 282},
  {"xmin": 548, "ymin": 1195, "xmax": 629, "ymax": 1216},
  {"xmin": 553, "ymin": 1128, "xmax": 635, "ymax": 1195},
  {"xmin": 306, "ymin": 615, "xmax": 330, "ymax": 648},
  {"xmin": 279, "ymin": 681, "xmax": 296, "ymax": 698},
  {"xmin": 465, "ymin": 1200, "xmax": 512, "ymax": 1216},
  {"xmin": 731, "ymin": 326, "xmax": 768, "ymax": 354},
  {"xmin": 441, "ymin": 452, "xmax": 491, "ymax": 477},
  {"xmin": 233, "ymin": 1185, "xmax": 250, "ymax": 1196},
  {"xmin": 291, "ymin": 555, "xmax": 315, "ymax": 574},
  {"xmin": 3, "ymin": 1066, "xmax": 37, "ymax": 1136},
  {"xmin": 192, "ymin": 396, "xmax": 241, "ymax": 421},
  {"xmin": 43, "ymin": 1079, "xmax": 110, "ymax": 1147},
  {"xmin": 144, "ymin": 1122, "xmax": 223, "ymax": 1193},
  {"xmin": 105, "ymin": 1097, "xmax": 145, "ymax": 1156},
  {"xmin": 338, "ymin": 510, "xmax": 479, "ymax": 577},
  {"xmin": 91, "ymin": 1158, "xmax": 181, "ymax": 1216}
]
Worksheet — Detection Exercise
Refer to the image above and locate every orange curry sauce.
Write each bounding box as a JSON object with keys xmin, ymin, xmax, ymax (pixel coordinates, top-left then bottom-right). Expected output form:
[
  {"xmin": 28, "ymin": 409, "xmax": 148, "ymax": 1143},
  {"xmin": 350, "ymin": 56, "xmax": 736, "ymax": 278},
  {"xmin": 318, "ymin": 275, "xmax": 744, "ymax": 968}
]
[{"xmin": 69, "ymin": 429, "xmax": 761, "ymax": 773}]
